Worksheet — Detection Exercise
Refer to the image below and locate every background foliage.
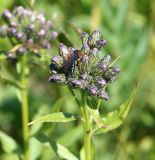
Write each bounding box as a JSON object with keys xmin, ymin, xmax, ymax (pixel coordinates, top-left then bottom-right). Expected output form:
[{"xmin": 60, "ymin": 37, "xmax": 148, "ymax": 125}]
[{"xmin": 0, "ymin": 0, "xmax": 155, "ymax": 160}]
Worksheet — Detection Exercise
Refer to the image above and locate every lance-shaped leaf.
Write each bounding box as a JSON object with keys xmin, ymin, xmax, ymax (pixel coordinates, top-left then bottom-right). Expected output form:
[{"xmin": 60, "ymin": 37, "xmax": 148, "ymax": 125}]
[
  {"xmin": 0, "ymin": 131, "xmax": 18, "ymax": 153},
  {"xmin": 28, "ymin": 112, "xmax": 77, "ymax": 125},
  {"xmin": 93, "ymin": 85, "xmax": 137, "ymax": 135},
  {"xmin": 35, "ymin": 134, "xmax": 79, "ymax": 160}
]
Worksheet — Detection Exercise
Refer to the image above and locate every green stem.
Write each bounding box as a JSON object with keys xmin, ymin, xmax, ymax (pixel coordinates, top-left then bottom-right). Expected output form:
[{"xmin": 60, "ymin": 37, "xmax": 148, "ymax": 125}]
[
  {"xmin": 81, "ymin": 92, "xmax": 92, "ymax": 160},
  {"xmin": 20, "ymin": 55, "xmax": 29, "ymax": 160}
]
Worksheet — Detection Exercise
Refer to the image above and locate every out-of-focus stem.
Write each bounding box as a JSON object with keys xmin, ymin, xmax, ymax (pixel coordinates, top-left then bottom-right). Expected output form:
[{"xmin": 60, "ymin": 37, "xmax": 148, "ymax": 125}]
[{"xmin": 20, "ymin": 55, "xmax": 30, "ymax": 160}]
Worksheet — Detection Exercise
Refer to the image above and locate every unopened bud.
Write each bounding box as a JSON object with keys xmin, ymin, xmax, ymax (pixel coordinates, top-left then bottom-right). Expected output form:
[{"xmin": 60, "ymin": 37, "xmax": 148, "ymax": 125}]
[
  {"xmin": 88, "ymin": 29, "xmax": 100, "ymax": 47},
  {"xmin": 59, "ymin": 43, "xmax": 69, "ymax": 57},
  {"xmin": 81, "ymin": 32, "xmax": 89, "ymax": 44}
]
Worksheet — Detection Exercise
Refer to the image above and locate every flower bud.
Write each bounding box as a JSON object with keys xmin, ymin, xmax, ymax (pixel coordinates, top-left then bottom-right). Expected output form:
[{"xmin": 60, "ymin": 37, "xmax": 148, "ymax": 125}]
[
  {"xmin": 90, "ymin": 48, "xmax": 99, "ymax": 57},
  {"xmin": 81, "ymin": 73, "xmax": 89, "ymax": 80},
  {"xmin": 98, "ymin": 55, "xmax": 111, "ymax": 71},
  {"xmin": 2, "ymin": 10, "xmax": 12, "ymax": 23},
  {"xmin": 41, "ymin": 42, "xmax": 51, "ymax": 49},
  {"xmin": 81, "ymin": 32, "xmax": 89, "ymax": 44},
  {"xmin": 88, "ymin": 29, "xmax": 100, "ymax": 47},
  {"xmin": 16, "ymin": 47, "xmax": 27, "ymax": 55},
  {"xmin": 81, "ymin": 43, "xmax": 90, "ymax": 54},
  {"xmin": 37, "ymin": 13, "xmax": 46, "ymax": 24},
  {"xmin": 69, "ymin": 79, "xmax": 86, "ymax": 89},
  {"xmin": 15, "ymin": 32, "xmax": 26, "ymax": 42},
  {"xmin": 51, "ymin": 31, "xmax": 58, "ymax": 39},
  {"xmin": 97, "ymin": 78, "xmax": 106, "ymax": 87},
  {"xmin": 51, "ymin": 56, "xmax": 63, "ymax": 68},
  {"xmin": 59, "ymin": 43, "xmax": 69, "ymax": 57},
  {"xmin": 26, "ymin": 24, "xmax": 35, "ymax": 32},
  {"xmin": 38, "ymin": 29, "xmax": 46, "ymax": 37},
  {"xmin": 98, "ymin": 89, "xmax": 109, "ymax": 100},
  {"xmin": 49, "ymin": 74, "xmax": 66, "ymax": 85},
  {"xmin": 106, "ymin": 67, "xmax": 120, "ymax": 77},
  {"xmin": 88, "ymin": 85, "xmax": 98, "ymax": 95},
  {"xmin": 96, "ymin": 39, "xmax": 107, "ymax": 49},
  {"xmin": 8, "ymin": 27, "xmax": 17, "ymax": 37},
  {"xmin": 7, "ymin": 52, "xmax": 16, "ymax": 59}
]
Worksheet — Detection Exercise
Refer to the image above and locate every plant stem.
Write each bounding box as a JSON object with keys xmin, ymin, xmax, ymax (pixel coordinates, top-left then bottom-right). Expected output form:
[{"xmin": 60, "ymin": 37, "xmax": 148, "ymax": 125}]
[
  {"xmin": 20, "ymin": 55, "xmax": 29, "ymax": 160},
  {"xmin": 81, "ymin": 92, "xmax": 92, "ymax": 160}
]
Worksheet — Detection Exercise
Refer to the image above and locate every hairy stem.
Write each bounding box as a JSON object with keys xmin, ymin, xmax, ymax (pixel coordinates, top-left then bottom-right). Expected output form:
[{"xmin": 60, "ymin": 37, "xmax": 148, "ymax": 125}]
[
  {"xmin": 81, "ymin": 92, "xmax": 92, "ymax": 160},
  {"xmin": 20, "ymin": 55, "xmax": 29, "ymax": 160}
]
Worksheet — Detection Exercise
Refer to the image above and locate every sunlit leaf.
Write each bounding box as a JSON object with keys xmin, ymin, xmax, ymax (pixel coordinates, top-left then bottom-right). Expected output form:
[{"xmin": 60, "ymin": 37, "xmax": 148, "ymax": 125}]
[
  {"xmin": 35, "ymin": 134, "xmax": 79, "ymax": 160},
  {"xmin": 0, "ymin": 131, "xmax": 18, "ymax": 153},
  {"xmin": 94, "ymin": 85, "xmax": 137, "ymax": 134},
  {"xmin": 88, "ymin": 108, "xmax": 105, "ymax": 128},
  {"xmin": 28, "ymin": 112, "xmax": 78, "ymax": 125}
]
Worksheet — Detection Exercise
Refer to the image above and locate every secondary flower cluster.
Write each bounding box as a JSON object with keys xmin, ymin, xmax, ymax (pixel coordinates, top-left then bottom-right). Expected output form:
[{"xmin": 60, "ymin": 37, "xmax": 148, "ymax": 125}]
[
  {"xmin": 49, "ymin": 29, "xmax": 120, "ymax": 100},
  {"xmin": 0, "ymin": 6, "xmax": 57, "ymax": 57}
]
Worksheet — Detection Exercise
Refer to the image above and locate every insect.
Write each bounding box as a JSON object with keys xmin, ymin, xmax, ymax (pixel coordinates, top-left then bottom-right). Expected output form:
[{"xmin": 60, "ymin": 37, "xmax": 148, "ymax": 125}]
[{"xmin": 63, "ymin": 50, "xmax": 85, "ymax": 76}]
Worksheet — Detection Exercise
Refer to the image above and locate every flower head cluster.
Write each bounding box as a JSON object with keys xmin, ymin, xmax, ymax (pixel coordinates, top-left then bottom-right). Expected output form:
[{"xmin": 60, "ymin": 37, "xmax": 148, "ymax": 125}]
[
  {"xmin": 0, "ymin": 6, "xmax": 57, "ymax": 57},
  {"xmin": 49, "ymin": 29, "xmax": 120, "ymax": 100}
]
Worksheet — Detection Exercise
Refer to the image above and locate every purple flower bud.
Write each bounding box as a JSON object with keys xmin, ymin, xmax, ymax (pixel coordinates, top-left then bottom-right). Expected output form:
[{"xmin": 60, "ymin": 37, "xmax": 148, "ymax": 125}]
[
  {"xmin": 26, "ymin": 24, "xmax": 35, "ymax": 32},
  {"xmin": 99, "ymin": 55, "xmax": 111, "ymax": 71},
  {"xmin": 88, "ymin": 85, "xmax": 98, "ymax": 95},
  {"xmin": 51, "ymin": 56, "xmax": 63, "ymax": 68},
  {"xmin": 106, "ymin": 67, "xmax": 120, "ymax": 77},
  {"xmin": 97, "ymin": 78, "xmax": 106, "ymax": 87},
  {"xmin": 81, "ymin": 73, "xmax": 89, "ymax": 80},
  {"xmin": 90, "ymin": 48, "xmax": 99, "ymax": 56},
  {"xmin": 27, "ymin": 38, "xmax": 34, "ymax": 44},
  {"xmin": 96, "ymin": 39, "xmax": 107, "ymax": 49},
  {"xmin": 8, "ymin": 27, "xmax": 17, "ymax": 37},
  {"xmin": 37, "ymin": 13, "xmax": 45, "ymax": 24},
  {"xmin": 81, "ymin": 32, "xmax": 89, "ymax": 44},
  {"xmin": 10, "ymin": 21, "xmax": 17, "ymax": 27},
  {"xmin": 49, "ymin": 74, "xmax": 66, "ymax": 85},
  {"xmin": 16, "ymin": 47, "xmax": 27, "ymax": 55},
  {"xmin": 70, "ymin": 79, "xmax": 85, "ymax": 89},
  {"xmin": 59, "ymin": 43, "xmax": 69, "ymax": 57},
  {"xmin": 98, "ymin": 89, "xmax": 109, "ymax": 100},
  {"xmin": 7, "ymin": 52, "xmax": 16, "ymax": 59},
  {"xmin": 2, "ymin": 10, "xmax": 12, "ymax": 22},
  {"xmin": 38, "ymin": 29, "xmax": 46, "ymax": 37},
  {"xmin": 113, "ymin": 67, "xmax": 120, "ymax": 74},
  {"xmin": 16, "ymin": 32, "xmax": 25, "ymax": 41},
  {"xmin": 88, "ymin": 29, "xmax": 100, "ymax": 47},
  {"xmin": 98, "ymin": 63, "xmax": 107, "ymax": 72},
  {"xmin": 82, "ymin": 43, "xmax": 90, "ymax": 54},
  {"xmin": 51, "ymin": 31, "xmax": 58, "ymax": 39},
  {"xmin": 41, "ymin": 42, "xmax": 51, "ymax": 49}
]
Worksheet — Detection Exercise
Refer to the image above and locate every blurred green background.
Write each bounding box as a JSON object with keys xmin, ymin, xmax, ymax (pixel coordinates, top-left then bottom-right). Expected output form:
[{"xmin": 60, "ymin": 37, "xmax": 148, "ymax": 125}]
[{"xmin": 0, "ymin": 0, "xmax": 155, "ymax": 160}]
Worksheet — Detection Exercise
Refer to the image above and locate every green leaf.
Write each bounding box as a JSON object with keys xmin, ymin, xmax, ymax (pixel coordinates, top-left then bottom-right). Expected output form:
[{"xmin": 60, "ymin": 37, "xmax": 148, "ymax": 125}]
[
  {"xmin": 0, "ymin": 76, "xmax": 22, "ymax": 89},
  {"xmin": 94, "ymin": 85, "xmax": 138, "ymax": 134},
  {"xmin": 28, "ymin": 112, "xmax": 77, "ymax": 125},
  {"xmin": 0, "ymin": 130, "xmax": 18, "ymax": 153},
  {"xmin": 35, "ymin": 134, "xmax": 79, "ymax": 160},
  {"xmin": 0, "ymin": 54, "xmax": 7, "ymax": 61},
  {"xmin": 88, "ymin": 108, "xmax": 105, "ymax": 128}
]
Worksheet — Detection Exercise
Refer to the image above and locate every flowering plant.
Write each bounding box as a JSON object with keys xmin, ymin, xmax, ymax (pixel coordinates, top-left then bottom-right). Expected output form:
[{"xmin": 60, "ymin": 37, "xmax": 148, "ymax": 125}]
[{"xmin": 30, "ymin": 29, "xmax": 137, "ymax": 160}]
